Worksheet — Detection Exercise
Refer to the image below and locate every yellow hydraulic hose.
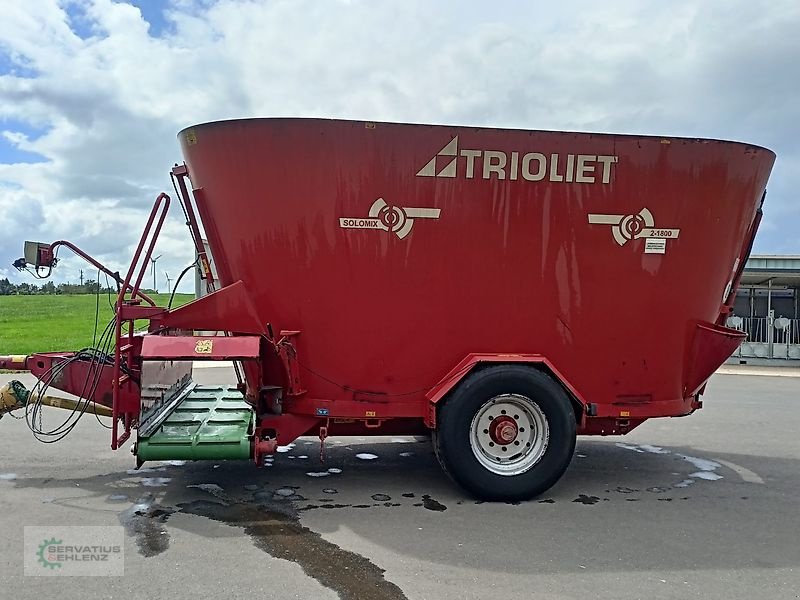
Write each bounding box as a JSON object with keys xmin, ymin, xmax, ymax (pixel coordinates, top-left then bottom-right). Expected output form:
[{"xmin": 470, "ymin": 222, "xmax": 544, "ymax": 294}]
[{"xmin": 0, "ymin": 381, "xmax": 114, "ymax": 420}]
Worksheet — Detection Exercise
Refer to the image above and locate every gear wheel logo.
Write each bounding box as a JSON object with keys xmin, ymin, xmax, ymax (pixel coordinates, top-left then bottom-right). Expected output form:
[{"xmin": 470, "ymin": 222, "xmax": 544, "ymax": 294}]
[
  {"xmin": 37, "ymin": 538, "xmax": 63, "ymax": 569},
  {"xmin": 339, "ymin": 197, "xmax": 441, "ymax": 239},
  {"xmin": 587, "ymin": 208, "xmax": 680, "ymax": 250}
]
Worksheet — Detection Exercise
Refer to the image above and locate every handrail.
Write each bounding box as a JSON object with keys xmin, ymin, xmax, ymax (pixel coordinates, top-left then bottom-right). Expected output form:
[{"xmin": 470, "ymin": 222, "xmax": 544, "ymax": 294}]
[
  {"xmin": 118, "ymin": 193, "xmax": 171, "ymax": 306},
  {"xmin": 111, "ymin": 192, "xmax": 170, "ymax": 449}
]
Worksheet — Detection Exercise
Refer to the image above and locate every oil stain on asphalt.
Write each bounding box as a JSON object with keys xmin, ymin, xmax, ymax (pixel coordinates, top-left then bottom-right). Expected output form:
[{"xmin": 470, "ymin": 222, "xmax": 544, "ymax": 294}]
[
  {"xmin": 118, "ymin": 481, "xmax": 409, "ymax": 600},
  {"xmin": 177, "ymin": 499, "xmax": 408, "ymax": 600},
  {"xmin": 421, "ymin": 494, "xmax": 447, "ymax": 511},
  {"xmin": 118, "ymin": 494, "xmax": 175, "ymax": 557}
]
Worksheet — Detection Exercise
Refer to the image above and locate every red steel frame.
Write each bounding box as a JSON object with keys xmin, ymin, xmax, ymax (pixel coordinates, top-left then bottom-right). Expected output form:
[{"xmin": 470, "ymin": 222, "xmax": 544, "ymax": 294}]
[{"xmin": 172, "ymin": 165, "xmax": 216, "ymax": 291}]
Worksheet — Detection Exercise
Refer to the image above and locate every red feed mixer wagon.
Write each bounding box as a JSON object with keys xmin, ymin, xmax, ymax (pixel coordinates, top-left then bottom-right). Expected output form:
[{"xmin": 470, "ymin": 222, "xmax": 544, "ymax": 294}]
[{"xmin": 0, "ymin": 119, "xmax": 775, "ymax": 501}]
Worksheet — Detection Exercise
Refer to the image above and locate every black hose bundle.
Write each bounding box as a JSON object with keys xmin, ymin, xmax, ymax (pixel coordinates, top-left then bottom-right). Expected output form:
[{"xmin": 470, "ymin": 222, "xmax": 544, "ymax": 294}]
[{"xmin": 21, "ymin": 274, "xmax": 137, "ymax": 442}]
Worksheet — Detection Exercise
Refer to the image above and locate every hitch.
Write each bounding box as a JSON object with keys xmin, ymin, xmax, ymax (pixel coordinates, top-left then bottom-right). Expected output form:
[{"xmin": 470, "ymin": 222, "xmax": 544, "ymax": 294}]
[{"xmin": 0, "ymin": 381, "xmax": 27, "ymax": 419}]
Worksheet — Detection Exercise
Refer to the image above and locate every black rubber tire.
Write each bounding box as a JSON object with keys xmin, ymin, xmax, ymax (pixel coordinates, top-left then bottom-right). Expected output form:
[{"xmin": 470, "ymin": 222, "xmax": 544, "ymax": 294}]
[{"xmin": 433, "ymin": 365, "xmax": 576, "ymax": 501}]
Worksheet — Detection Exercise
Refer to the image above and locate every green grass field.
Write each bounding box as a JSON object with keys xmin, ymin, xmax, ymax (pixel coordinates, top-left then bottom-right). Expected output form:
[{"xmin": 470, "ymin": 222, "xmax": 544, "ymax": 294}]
[{"xmin": 0, "ymin": 293, "xmax": 193, "ymax": 355}]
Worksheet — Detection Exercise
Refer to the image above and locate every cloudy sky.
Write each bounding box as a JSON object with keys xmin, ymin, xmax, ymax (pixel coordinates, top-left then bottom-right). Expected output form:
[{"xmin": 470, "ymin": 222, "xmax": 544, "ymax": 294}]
[{"xmin": 0, "ymin": 0, "xmax": 798, "ymax": 291}]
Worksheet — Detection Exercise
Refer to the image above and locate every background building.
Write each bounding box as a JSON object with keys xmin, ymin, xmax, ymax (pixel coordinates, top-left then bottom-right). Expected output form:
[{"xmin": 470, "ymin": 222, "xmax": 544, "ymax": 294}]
[{"xmin": 730, "ymin": 255, "xmax": 800, "ymax": 363}]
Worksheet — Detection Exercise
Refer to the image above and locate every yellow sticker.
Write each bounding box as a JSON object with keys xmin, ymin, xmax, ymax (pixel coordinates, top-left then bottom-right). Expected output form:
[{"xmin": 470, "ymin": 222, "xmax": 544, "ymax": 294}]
[
  {"xmin": 620, "ymin": 411, "xmax": 630, "ymax": 417},
  {"xmin": 365, "ymin": 411, "xmax": 376, "ymax": 417},
  {"xmin": 185, "ymin": 129, "xmax": 197, "ymax": 145},
  {"xmin": 195, "ymin": 339, "xmax": 213, "ymax": 354}
]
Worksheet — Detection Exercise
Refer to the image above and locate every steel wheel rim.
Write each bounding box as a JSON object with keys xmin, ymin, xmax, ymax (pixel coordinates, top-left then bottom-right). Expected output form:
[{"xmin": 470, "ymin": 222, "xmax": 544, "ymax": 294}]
[{"xmin": 469, "ymin": 394, "xmax": 549, "ymax": 476}]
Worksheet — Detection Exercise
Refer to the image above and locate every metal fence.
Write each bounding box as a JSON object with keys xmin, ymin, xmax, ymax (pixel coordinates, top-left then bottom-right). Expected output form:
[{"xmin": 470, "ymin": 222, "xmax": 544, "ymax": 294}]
[{"xmin": 729, "ymin": 316, "xmax": 800, "ymax": 359}]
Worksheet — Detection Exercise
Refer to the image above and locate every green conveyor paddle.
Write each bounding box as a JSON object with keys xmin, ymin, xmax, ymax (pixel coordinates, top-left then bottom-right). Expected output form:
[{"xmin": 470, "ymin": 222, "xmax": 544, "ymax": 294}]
[{"xmin": 136, "ymin": 384, "xmax": 254, "ymax": 461}]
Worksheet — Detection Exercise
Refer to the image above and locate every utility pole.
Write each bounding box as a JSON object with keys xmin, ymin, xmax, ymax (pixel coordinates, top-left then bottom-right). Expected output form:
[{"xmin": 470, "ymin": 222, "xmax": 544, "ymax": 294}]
[{"xmin": 79, "ymin": 270, "xmax": 83, "ymax": 286}]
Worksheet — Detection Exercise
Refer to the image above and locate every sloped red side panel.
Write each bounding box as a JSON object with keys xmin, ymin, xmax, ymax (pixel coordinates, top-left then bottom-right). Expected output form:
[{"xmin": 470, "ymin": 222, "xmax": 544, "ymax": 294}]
[
  {"xmin": 161, "ymin": 280, "xmax": 266, "ymax": 335},
  {"xmin": 684, "ymin": 322, "xmax": 745, "ymax": 396}
]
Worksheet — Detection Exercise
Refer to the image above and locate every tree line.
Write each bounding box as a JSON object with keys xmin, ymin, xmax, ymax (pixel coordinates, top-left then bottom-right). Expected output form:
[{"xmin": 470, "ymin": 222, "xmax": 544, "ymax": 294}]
[{"xmin": 0, "ymin": 278, "xmax": 115, "ymax": 295}]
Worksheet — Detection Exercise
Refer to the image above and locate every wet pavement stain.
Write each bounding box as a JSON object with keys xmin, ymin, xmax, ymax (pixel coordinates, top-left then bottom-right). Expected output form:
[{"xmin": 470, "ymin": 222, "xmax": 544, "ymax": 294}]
[
  {"xmin": 294, "ymin": 497, "xmax": 406, "ymax": 513},
  {"xmin": 177, "ymin": 499, "xmax": 408, "ymax": 600},
  {"xmin": 118, "ymin": 494, "xmax": 175, "ymax": 558},
  {"xmin": 301, "ymin": 503, "xmax": 351, "ymax": 511},
  {"xmin": 401, "ymin": 493, "xmax": 415, "ymax": 498},
  {"xmin": 256, "ymin": 489, "xmax": 306, "ymax": 503},
  {"xmin": 371, "ymin": 493, "xmax": 391, "ymax": 502},
  {"xmin": 538, "ymin": 499, "xmax": 556, "ymax": 504},
  {"xmin": 572, "ymin": 494, "xmax": 601, "ymax": 505},
  {"xmin": 421, "ymin": 495, "xmax": 447, "ymax": 512}
]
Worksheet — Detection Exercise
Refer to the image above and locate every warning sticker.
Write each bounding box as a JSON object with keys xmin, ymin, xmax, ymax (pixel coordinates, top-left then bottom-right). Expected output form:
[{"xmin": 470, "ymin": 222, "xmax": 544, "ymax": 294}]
[{"xmin": 644, "ymin": 238, "xmax": 667, "ymax": 254}]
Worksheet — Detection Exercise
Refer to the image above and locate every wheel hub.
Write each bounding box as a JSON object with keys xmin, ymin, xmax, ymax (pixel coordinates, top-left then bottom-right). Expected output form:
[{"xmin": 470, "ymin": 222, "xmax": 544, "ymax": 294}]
[
  {"xmin": 489, "ymin": 415, "xmax": 518, "ymax": 445},
  {"xmin": 469, "ymin": 394, "xmax": 550, "ymax": 476}
]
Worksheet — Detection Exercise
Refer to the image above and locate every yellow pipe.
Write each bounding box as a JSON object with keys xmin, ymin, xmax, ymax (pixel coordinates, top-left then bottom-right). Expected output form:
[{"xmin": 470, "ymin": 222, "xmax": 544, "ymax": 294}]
[
  {"xmin": 0, "ymin": 355, "xmax": 29, "ymax": 370},
  {"xmin": 0, "ymin": 382, "xmax": 114, "ymax": 418},
  {"xmin": 37, "ymin": 395, "xmax": 114, "ymax": 417}
]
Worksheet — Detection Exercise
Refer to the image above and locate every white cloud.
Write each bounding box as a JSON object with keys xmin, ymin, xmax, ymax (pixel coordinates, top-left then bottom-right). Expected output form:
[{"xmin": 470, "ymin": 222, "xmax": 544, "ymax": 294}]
[{"xmin": 0, "ymin": 0, "xmax": 798, "ymax": 290}]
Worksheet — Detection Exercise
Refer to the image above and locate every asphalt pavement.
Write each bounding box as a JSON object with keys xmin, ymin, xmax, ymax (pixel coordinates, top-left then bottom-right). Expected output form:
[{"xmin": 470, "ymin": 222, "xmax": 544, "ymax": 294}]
[{"xmin": 0, "ymin": 369, "xmax": 798, "ymax": 600}]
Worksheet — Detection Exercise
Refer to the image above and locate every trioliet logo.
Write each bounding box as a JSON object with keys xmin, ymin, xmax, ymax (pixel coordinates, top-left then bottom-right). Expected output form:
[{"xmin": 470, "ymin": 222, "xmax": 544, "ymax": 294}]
[{"xmin": 416, "ymin": 136, "xmax": 618, "ymax": 183}]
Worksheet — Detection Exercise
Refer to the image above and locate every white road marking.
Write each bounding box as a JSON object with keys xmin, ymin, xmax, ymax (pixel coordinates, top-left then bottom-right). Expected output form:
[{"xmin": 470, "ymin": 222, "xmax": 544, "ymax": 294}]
[
  {"xmin": 714, "ymin": 458, "xmax": 765, "ymax": 484},
  {"xmin": 639, "ymin": 444, "xmax": 669, "ymax": 454},
  {"xmin": 690, "ymin": 471, "xmax": 723, "ymax": 481},
  {"xmin": 679, "ymin": 455, "xmax": 721, "ymax": 472},
  {"xmin": 615, "ymin": 442, "xmax": 644, "ymax": 453}
]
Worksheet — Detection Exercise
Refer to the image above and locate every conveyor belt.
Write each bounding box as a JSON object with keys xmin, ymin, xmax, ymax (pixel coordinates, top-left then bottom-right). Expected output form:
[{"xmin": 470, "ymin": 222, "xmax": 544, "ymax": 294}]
[{"xmin": 136, "ymin": 384, "xmax": 253, "ymax": 461}]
